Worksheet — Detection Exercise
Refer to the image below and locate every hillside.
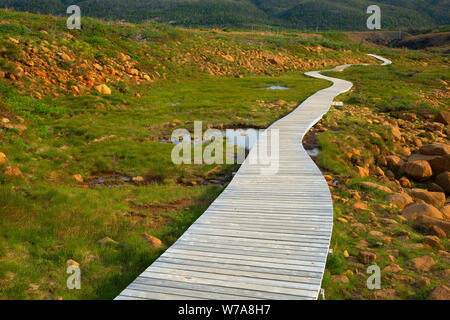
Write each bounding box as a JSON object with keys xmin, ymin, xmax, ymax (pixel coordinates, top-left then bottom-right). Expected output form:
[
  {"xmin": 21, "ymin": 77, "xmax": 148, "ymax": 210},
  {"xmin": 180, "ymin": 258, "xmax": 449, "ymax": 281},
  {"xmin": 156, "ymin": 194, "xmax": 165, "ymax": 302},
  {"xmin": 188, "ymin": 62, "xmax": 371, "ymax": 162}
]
[{"xmin": 1, "ymin": 0, "xmax": 449, "ymax": 30}]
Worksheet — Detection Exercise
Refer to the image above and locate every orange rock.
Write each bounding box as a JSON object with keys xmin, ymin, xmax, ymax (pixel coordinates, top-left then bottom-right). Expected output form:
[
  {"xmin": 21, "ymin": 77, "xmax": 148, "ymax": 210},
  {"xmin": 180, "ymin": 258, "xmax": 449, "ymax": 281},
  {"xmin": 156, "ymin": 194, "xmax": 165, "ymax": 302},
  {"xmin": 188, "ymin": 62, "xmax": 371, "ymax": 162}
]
[
  {"xmin": 3, "ymin": 166, "xmax": 23, "ymax": 178},
  {"xmin": 141, "ymin": 234, "xmax": 163, "ymax": 248}
]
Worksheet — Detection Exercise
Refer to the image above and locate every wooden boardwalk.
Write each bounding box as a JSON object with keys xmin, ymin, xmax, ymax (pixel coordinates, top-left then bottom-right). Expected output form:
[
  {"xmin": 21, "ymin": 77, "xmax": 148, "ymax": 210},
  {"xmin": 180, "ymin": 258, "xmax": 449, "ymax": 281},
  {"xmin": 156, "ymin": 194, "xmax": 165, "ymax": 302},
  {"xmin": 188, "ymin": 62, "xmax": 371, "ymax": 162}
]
[{"xmin": 116, "ymin": 54, "xmax": 392, "ymax": 300}]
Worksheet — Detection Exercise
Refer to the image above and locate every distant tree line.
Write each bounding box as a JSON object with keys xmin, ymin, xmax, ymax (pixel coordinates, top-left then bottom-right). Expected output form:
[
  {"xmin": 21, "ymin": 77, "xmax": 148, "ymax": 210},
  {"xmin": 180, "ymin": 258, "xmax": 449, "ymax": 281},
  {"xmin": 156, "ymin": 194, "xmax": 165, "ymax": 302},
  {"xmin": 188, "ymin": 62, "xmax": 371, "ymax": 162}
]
[{"xmin": 1, "ymin": 0, "xmax": 448, "ymax": 30}]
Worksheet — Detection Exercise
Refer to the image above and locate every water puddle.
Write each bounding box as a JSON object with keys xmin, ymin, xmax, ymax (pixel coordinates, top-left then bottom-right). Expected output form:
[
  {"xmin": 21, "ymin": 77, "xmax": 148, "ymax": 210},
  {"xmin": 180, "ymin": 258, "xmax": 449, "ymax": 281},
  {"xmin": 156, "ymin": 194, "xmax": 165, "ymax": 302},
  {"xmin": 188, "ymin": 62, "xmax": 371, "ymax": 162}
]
[
  {"xmin": 306, "ymin": 147, "xmax": 321, "ymax": 157},
  {"xmin": 163, "ymin": 129, "xmax": 261, "ymax": 150},
  {"xmin": 266, "ymin": 86, "xmax": 289, "ymax": 90},
  {"xmin": 88, "ymin": 174, "xmax": 132, "ymax": 187}
]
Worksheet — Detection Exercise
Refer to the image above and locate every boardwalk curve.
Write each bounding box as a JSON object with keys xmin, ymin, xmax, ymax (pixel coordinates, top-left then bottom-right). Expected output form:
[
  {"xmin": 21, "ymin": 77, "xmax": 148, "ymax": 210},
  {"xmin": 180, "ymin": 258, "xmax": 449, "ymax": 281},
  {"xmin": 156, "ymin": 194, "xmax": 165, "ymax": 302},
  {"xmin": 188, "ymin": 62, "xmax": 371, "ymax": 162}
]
[{"xmin": 116, "ymin": 54, "xmax": 392, "ymax": 300}]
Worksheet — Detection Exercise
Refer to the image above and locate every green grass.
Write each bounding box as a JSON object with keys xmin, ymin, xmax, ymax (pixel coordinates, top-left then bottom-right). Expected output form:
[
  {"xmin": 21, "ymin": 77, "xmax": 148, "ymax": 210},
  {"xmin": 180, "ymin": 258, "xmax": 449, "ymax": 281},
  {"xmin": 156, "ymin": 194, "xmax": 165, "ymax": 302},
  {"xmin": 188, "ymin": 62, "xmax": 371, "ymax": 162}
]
[{"xmin": 0, "ymin": 63, "xmax": 330, "ymax": 299}]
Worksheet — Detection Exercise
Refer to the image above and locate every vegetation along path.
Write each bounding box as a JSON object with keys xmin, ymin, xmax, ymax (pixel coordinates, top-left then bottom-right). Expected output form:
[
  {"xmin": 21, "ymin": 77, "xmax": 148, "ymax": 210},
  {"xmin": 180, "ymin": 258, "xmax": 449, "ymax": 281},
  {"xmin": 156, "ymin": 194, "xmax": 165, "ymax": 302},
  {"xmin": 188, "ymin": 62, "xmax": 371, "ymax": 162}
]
[{"xmin": 115, "ymin": 54, "xmax": 392, "ymax": 300}]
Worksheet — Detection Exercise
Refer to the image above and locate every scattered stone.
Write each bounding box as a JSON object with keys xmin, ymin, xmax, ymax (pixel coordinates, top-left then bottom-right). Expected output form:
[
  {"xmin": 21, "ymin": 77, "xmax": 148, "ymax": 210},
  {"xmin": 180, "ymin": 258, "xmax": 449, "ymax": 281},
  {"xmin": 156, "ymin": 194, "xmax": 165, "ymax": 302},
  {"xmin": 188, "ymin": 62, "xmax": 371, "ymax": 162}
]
[
  {"xmin": 442, "ymin": 269, "xmax": 450, "ymax": 279},
  {"xmin": 385, "ymin": 155, "xmax": 404, "ymax": 170},
  {"xmin": 368, "ymin": 230, "xmax": 384, "ymax": 238},
  {"xmin": 132, "ymin": 176, "xmax": 144, "ymax": 183},
  {"xmin": 402, "ymin": 203, "xmax": 444, "ymax": 221},
  {"xmin": 399, "ymin": 177, "xmax": 411, "ymax": 188},
  {"xmin": 429, "ymin": 183, "xmax": 444, "ymax": 193},
  {"xmin": 384, "ymin": 264, "xmax": 403, "ymax": 273},
  {"xmin": 66, "ymin": 259, "xmax": 79, "ymax": 267},
  {"xmin": 431, "ymin": 225, "xmax": 447, "ymax": 238},
  {"xmin": 374, "ymin": 288, "xmax": 397, "ymax": 300},
  {"xmin": 0, "ymin": 152, "xmax": 8, "ymax": 165},
  {"xmin": 435, "ymin": 171, "xmax": 450, "ymax": 193},
  {"xmin": 403, "ymin": 160, "xmax": 433, "ymax": 181},
  {"xmin": 410, "ymin": 256, "xmax": 435, "ymax": 272},
  {"xmin": 386, "ymin": 170, "xmax": 395, "ymax": 179},
  {"xmin": 96, "ymin": 237, "xmax": 118, "ymax": 246},
  {"xmin": 29, "ymin": 283, "xmax": 40, "ymax": 291},
  {"xmin": 355, "ymin": 166, "xmax": 369, "ymax": 177},
  {"xmin": 400, "ymin": 113, "xmax": 417, "ymax": 122},
  {"xmin": 141, "ymin": 233, "xmax": 163, "ymax": 248},
  {"xmin": 376, "ymin": 155, "xmax": 387, "ymax": 166},
  {"xmin": 359, "ymin": 181, "xmax": 392, "ymax": 193},
  {"xmin": 357, "ymin": 251, "xmax": 376, "ymax": 264},
  {"xmin": 441, "ymin": 205, "xmax": 450, "ymax": 220},
  {"xmin": 424, "ymin": 235, "xmax": 444, "ymax": 249},
  {"xmin": 3, "ymin": 166, "xmax": 23, "ymax": 178},
  {"xmin": 331, "ymin": 275, "xmax": 349, "ymax": 283},
  {"xmin": 384, "ymin": 125, "xmax": 402, "ymax": 141},
  {"xmin": 357, "ymin": 239, "xmax": 369, "ymax": 248},
  {"xmin": 419, "ymin": 143, "xmax": 450, "ymax": 156},
  {"xmin": 437, "ymin": 250, "xmax": 450, "ymax": 257},
  {"xmin": 94, "ymin": 84, "xmax": 111, "ymax": 95},
  {"xmin": 351, "ymin": 222, "xmax": 367, "ymax": 232},
  {"xmin": 415, "ymin": 215, "xmax": 450, "ymax": 236},
  {"xmin": 425, "ymin": 122, "xmax": 445, "ymax": 133},
  {"xmin": 428, "ymin": 285, "xmax": 450, "ymax": 300},
  {"xmin": 348, "ymin": 190, "xmax": 361, "ymax": 200},
  {"xmin": 128, "ymin": 68, "xmax": 139, "ymax": 76},
  {"xmin": 352, "ymin": 202, "xmax": 368, "ymax": 212},
  {"xmin": 392, "ymin": 274, "xmax": 415, "ymax": 284},
  {"xmin": 93, "ymin": 63, "xmax": 103, "ymax": 71},
  {"xmin": 429, "ymin": 155, "xmax": 450, "ymax": 175},
  {"xmin": 337, "ymin": 217, "xmax": 348, "ymax": 223},
  {"xmin": 410, "ymin": 189, "xmax": 446, "ymax": 208},
  {"xmin": 8, "ymin": 37, "xmax": 19, "ymax": 44},
  {"xmin": 416, "ymin": 277, "xmax": 431, "ymax": 287},
  {"xmin": 380, "ymin": 218, "xmax": 398, "ymax": 226},
  {"xmin": 370, "ymin": 165, "xmax": 385, "ymax": 176},
  {"xmin": 434, "ymin": 111, "xmax": 450, "ymax": 125},
  {"xmin": 72, "ymin": 174, "xmax": 83, "ymax": 183},
  {"xmin": 57, "ymin": 52, "xmax": 72, "ymax": 62},
  {"xmin": 385, "ymin": 193, "xmax": 413, "ymax": 209}
]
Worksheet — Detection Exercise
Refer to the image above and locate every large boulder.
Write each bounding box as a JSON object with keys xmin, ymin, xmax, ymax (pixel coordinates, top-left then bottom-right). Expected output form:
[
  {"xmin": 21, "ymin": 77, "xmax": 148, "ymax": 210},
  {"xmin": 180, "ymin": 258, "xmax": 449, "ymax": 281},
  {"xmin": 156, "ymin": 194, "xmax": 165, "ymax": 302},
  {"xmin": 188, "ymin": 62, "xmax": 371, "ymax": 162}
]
[
  {"xmin": 436, "ymin": 171, "xmax": 450, "ymax": 193},
  {"xmin": 408, "ymin": 154, "xmax": 450, "ymax": 175},
  {"xmin": 403, "ymin": 160, "xmax": 433, "ymax": 181},
  {"xmin": 410, "ymin": 189, "xmax": 446, "ymax": 208},
  {"xmin": 419, "ymin": 143, "xmax": 450, "ymax": 156},
  {"xmin": 414, "ymin": 215, "xmax": 450, "ymax": 236},
  {"xmin": 385, "ymin": 155, "xmax": 404, "ymax": 170},
  {"xmin": 385, "ymin": 193, "xmax": 413, "ymax": 209},
  {"xmin": 434, "ymin": 110, "xmax": 450, "ymax": 125},
  {"xmin": 401, "ymin": 203, "xmax": 444, "ymax": 221},
  {"xmin": 429, "ymin": 155, "xmax": 450, "ymax": 175}
]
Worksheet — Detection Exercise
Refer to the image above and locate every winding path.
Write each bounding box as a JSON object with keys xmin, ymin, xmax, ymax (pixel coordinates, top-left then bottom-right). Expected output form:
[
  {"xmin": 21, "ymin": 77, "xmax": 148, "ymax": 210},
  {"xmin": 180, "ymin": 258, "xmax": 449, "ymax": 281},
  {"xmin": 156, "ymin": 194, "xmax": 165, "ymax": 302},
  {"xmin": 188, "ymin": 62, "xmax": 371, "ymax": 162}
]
[{"xmin": 116, "ymin": 54, "xmax": 392, "ymax": 300}]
